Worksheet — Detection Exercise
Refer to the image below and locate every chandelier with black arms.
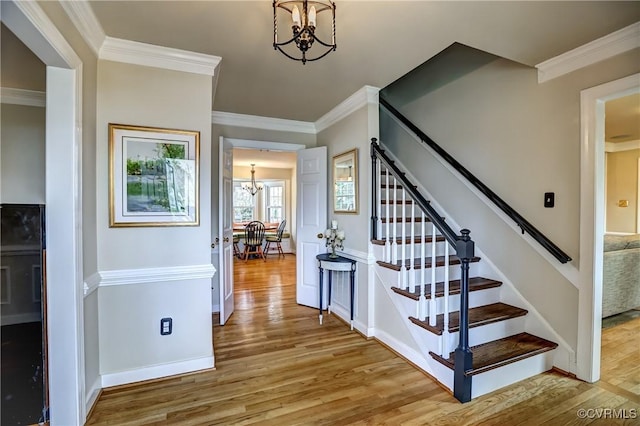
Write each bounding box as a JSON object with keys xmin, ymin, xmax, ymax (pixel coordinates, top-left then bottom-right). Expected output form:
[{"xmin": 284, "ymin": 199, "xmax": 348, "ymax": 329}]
[
  {"xmin": 273, "ymin": 0, "xmax": 336, "ymax": 65},
  {"xmin": 243, "ymin": 164, "xmax": 263, "ymax": 196}
]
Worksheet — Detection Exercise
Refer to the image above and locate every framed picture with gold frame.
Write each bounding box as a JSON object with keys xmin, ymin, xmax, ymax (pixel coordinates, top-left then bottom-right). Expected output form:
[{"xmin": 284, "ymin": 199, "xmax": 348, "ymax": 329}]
[
  {"xmin": 109, "ymin": 123, "xmax": 200, "ymax": 227},
  {"xmin": 333, "ymin": 148, "xmax": 358, "ymax": 214}
]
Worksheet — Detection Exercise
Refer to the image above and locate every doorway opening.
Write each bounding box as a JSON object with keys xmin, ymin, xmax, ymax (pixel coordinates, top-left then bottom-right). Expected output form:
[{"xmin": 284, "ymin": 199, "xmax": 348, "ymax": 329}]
[{"xmin": 577, "ymin": 73, "xmax": 639, "ymax": 384}]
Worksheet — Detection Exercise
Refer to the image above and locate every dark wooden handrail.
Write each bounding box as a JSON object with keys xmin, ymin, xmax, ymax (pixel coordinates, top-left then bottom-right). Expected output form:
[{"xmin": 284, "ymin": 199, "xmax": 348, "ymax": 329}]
[{"xmin": 380, "ymin": 96, "xmax": 572, "ymax": 264}]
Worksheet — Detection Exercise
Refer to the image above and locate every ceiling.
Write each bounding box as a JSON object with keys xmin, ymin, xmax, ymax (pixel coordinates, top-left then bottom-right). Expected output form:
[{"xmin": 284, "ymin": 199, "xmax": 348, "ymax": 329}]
[
  {"xmin": 233, "ymin": 148, "xmax": 297, "ymax": 168},
  {"xmin": 88, "ymin": 1, "xmax": 640, "ymax": 122},
  {"xmin": 605, "ymin": 93, "xmax": 640, "ymax": 143}
]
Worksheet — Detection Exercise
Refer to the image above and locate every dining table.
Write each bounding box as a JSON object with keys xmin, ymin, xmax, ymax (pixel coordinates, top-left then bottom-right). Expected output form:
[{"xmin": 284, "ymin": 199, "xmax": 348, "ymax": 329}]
[{"xmin": 232, "ymin": 222, "xmax": 280, "ymax": 232}]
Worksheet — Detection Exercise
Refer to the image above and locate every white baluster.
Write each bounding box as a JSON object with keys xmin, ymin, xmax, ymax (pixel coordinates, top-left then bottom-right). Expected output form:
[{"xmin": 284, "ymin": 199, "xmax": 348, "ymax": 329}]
[
  {"xmin": 418, "ymin": 211, "xmax": 426, "ymax": 320},
  {"xmin": 429, "ymin": 222, "xmax": 437, "ymax": 327},
  {"xmin": 409, "ymin": 194, "xmax": 415, "ymax": 293},
  {"xmin": 400, "ymin": 186, "xmax": 407, "ymax": 289},
  {"xmin": 442, "ymin": 242, "xmax": 450, "ymax": 356},
  {"xmin": 391, "ymin": 175, "xmax": 397, "ymax": 264},
  {"xmin": 385, "ymin": 167, "xmax": 390, "ymax": 262}
]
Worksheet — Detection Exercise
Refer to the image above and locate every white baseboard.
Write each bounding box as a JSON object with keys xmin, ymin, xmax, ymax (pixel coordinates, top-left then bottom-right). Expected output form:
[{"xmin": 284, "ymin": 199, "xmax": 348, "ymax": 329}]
[
  {"xmin": 212, "ymin": 304, "xmax": 220, "ymax": 313},
  {"xmin": 101, "ymin": 356, "xmax": 214, "ymax": 388},
  {"xmin": 85, "ymin": 375, "xmax": 102, "ymax": 415}
]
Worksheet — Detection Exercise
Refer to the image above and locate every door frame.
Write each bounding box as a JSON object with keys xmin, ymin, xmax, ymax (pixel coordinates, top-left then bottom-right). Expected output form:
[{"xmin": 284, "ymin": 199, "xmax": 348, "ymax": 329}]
[
  {"xmin": 1, "ymin": 1, "xmax": 85, "ymax": 423},
  {"xmin": 577, "ymin": 73, "xmax": 639, "ymax": 382},
  {"xmin": 217, "ymin": 138, "xmax": 305, "ymax": 310}
]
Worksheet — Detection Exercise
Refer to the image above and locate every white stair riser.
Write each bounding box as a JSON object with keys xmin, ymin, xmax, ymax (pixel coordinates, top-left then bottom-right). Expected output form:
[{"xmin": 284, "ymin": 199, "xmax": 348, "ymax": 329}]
[
  {"xmin": 402, "ymin": 287, "xmax": 501, "ymax": 317},
  {"xmin": 374, "ymin": 262, "xmax": 482, "ymax": 285},
  {"xmin": 445, "ymin": 316, "xmax": 526, "ymax": 355},
  {"xmin": 470, "ymin": 351, "xmax": 555, "ymax": 399}
]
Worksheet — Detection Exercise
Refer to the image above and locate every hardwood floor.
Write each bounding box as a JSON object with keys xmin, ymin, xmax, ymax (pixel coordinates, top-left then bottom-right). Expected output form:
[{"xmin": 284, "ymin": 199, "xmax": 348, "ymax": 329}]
[{"xmin": 86, "ymin": 256, "xmax": 639, "ymax": 425}]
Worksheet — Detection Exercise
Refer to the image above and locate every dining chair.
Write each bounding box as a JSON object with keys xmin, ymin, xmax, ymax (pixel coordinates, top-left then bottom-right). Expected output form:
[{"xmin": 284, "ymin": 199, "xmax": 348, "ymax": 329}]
[
  {"xmin": 264, "ymin": 219, "xmax": 286, "ymax": 258},
  {"xmin": 242, "ymin": 220, "xmax": 266, "ymax": 261}
]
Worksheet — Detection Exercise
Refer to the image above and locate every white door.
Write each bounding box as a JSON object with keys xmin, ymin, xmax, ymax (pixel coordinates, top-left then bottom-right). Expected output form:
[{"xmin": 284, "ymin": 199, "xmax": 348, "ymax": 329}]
[
  {"xmin": 218, "ymin": 137, "xmax": 235, "ymax": 324},
  {"xmin": 296, "ymin": 146, "xmax": 327, "ymax": 308}
]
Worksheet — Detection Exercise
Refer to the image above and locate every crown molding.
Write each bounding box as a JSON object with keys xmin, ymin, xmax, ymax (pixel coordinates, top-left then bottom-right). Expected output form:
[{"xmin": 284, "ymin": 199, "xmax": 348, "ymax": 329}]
[
  {"xmin": 0, "ymin": 87, "xmax": 46, "ymax": 107},
  {"xmin": 605, "ymin": 139, "xmax": 640, "ymax": 152},
  {"xmin": 536, "ymin": 22, "xmax": 640, "ymax": 83},
  {"xmin": 315, "ymin": 85, "xmax": 380, "ymax": 133},
  {"xmin": 59, "ymin": 0, "xmax": 105, "ymax": 56},
  {"xmin": 211, "ymin": 111, "xmax": 316, "ymax": 134},
  {"xmin": 212, "ymin": 85, "xmax": 380, "ymax": 134},
  {"xmin": 100, "ymin": 37, "xmax": 222, "ymax": 76},
  {"xmin": 2, "ymin": 0, "xmax": 81, "ymax": 69}
]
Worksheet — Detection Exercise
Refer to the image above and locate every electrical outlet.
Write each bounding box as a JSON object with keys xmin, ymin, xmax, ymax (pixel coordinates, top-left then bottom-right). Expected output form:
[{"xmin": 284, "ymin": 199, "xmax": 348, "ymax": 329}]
[{"xmin": 160, "ymin": 317, "xmax": 172, "ymax": 335}]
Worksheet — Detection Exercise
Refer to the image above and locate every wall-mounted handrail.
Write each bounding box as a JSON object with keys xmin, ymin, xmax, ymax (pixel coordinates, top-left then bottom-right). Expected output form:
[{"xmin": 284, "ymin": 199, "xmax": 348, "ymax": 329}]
[{"xmin": 380, "ymin": 96, "xmax": 572, "ymax": 264}]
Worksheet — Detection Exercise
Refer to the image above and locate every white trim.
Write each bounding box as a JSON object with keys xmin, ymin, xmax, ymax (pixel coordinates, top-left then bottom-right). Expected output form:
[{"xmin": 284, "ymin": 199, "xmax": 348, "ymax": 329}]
[
  {"xmin": 100, "ymin": 36, "xmax": 221, "ymax": 76},
  {"xmin": 59, "ymin": 0, "xmax": 105, "ymax": 56},
  {"xmin": 337, "ymin": 248, "xmax": 374, "ymax": 265},
  {"xmin": 85, "ymin": 375, "xmax": 102, "ymax": 416},
  {"xmin": 577, "ymin": 73, "xmax": 640, "ymax": 383},
  {"xmin": 226, "ymin": 138, "xmax": 306, "ymax": 152},
  {"xmin": 605, "ymin": 139, "xmax": 640, "ymax": 152},
  {"xmin": 0, "ymin": 87, "xmax": 45, "ymax": 107},
  {"xmin": 211, "ymin": 111, "xmax": 316, "ymax": 134},
  {"xmin": 211, "ymin": 303, "xmax": 220, "ymax": 313},
  {"xmin": 101, "ymin": 356, "xmax": 214, "ymax": 388},
  {"xmin": 536, "ymin": 22, "xmax": 640, "ymax": 83},
  {"xmin": 211, "ymin": 86, "xmax": 380, "ymax": 134},
  {"xmin": 1, "ymin": 0, "xmax": 81, "ymax": 69},
  {"xmin": 83, "ymin": 272, "xmax": 101, "ymax": 297},
  {"xmin": 315, "ymin": 85, "xmax": 380, "ymax": 133},
  {"xmin": 97, "ymin": 264, "xmax": 216, "ymax": 288}
]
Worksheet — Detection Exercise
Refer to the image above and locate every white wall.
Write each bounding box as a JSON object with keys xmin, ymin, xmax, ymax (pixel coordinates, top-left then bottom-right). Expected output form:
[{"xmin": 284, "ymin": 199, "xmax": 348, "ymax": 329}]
[
  {"xmin": 316, "ymin": 101, "xmax": 379, "ymax": 333},
  {"xmin": 606, "ymin": 148, "xmax": 640, "ymax": 233},
  {"xmin": 0, "ymin": 104, "xmax": 45, "ymax": 204},
  {"xmin": 96, "ymin": 59, "xmax": 214, "ymax": 381}
]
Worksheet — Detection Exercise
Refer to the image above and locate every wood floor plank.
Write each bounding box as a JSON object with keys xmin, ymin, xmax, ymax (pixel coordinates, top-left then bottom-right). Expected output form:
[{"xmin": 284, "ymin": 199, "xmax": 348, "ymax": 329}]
[{"xmin": 85, "ymin": 256, "xmax": 640, "ymax": 425}]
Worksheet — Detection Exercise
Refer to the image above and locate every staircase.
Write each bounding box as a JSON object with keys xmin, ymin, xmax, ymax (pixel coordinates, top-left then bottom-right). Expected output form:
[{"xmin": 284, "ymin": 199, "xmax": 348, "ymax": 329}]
[{"xmin": 370, "ymin": 139, "xmax": 558, "ymax": 402}]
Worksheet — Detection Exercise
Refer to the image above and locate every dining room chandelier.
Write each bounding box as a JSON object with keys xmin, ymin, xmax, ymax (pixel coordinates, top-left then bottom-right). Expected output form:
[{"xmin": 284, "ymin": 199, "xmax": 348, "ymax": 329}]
[
  {"xmin": 243, "ymin": 164, "xmax": 263, "ymax": 196},
  {"xmin": 273, "ymin": 0, "xmax": 336, "ymax": 65}
]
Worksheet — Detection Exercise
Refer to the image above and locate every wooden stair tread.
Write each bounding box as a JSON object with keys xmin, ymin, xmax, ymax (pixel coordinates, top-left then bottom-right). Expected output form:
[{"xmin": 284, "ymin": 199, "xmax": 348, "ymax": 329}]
[
  {"xmin": 371, "ymin": 235, "xmax": 446, "ymax": 246},
  {"xmin": 429, "ymin": 332, "xmax": 558, "ymax": 376},
  {"xmin": 409, "ymin": 302, "xmax": 527, "ymax": 335},
  {"xmin": 391, "ymin": 277, "xmax": 502, "ymax": 301},
  {"xmin": 377, "ymin": 255, "xmax": 481, "ymax": 271}
]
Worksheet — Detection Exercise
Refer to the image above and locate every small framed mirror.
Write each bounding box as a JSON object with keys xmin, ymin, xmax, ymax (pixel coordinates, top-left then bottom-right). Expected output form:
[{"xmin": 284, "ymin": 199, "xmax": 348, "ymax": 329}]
[{"xmin": 333, "ymin": 148, "xmax": 358, "ymax": 214}]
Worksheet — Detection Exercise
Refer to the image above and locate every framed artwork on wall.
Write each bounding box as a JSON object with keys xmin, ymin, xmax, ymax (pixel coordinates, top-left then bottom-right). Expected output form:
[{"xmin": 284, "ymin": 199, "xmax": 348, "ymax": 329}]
[
  {"xmin": 109, "ymin": 123, "xmax": 200, "ymax": 227},
  {"xmin": 333, "ymin": 148, "xmax": 358, "ymax": 214}
]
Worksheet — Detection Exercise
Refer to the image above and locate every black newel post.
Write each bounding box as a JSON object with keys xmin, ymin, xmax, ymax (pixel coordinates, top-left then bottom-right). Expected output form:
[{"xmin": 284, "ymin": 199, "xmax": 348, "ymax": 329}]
[
  {"xmin": 454, "ymin": 228, "xmax": 474, "ymax": 403},
  {"xmin": 370, "ymin": 138, "xmax": 378, "ymax": 239}
]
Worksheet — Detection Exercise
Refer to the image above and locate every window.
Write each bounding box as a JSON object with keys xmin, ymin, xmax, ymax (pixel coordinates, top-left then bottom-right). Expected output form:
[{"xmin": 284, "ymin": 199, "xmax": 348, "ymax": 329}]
[
  {"xmin": 265, "ymin": 182, "xmax": 284, "ymax": 223},
  {"xmin": 232, "ymin": 179, "xmax": 287, "ymax": 224},
  {"xmin": 233, "ymin": 182, "xmax": 256, "ymax": 222}
]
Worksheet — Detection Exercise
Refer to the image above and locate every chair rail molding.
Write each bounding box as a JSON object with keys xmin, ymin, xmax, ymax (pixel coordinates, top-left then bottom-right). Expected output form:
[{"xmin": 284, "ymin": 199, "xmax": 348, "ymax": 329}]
[
  {"xmin": 95, "ymin": 264, "xmax": 216, "ymax": 289},
  {"xmin": 0, "ymin": 87, "xmax": 46, "ymax": 107}
]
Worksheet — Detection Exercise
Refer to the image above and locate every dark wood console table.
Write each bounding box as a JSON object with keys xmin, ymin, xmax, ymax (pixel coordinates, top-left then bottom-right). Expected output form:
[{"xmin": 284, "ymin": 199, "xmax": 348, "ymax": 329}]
[{"xmin": 316, "ymin": 253, "xmax": 356, "ymax": 330}]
